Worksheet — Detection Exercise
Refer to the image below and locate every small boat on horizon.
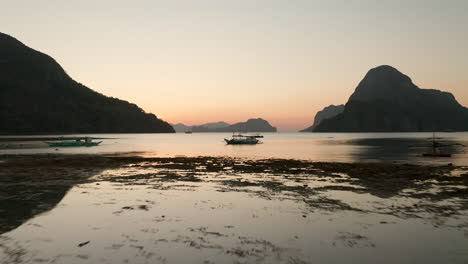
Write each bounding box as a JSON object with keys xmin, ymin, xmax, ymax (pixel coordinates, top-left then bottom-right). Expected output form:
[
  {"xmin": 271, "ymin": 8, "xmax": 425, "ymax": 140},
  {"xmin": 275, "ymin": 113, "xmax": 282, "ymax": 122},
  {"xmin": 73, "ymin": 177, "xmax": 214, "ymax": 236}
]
[
  {"xmin": 224, "ymin": 134, "xmax": 260, "ymax": 145},
  {"xmin": 45, "ymin": 137, "xmax": 102, "ymax": 147}
]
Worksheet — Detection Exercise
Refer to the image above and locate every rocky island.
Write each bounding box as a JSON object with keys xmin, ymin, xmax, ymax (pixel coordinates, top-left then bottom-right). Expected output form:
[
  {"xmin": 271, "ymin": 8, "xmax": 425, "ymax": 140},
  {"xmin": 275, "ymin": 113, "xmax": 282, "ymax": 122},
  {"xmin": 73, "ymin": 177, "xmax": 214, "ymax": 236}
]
[
  {"xmin": 173, "ymin": 118, "xmax": 277, "ymax": 133},
  {"xmin": 305, "ymin": 65, "xmax": 468, "ymax": 132}
]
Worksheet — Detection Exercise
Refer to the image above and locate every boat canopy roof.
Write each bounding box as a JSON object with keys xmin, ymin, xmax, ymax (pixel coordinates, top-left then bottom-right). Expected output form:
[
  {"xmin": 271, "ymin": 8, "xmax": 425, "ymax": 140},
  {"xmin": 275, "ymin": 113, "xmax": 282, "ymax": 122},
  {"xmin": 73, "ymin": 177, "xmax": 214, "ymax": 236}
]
[{"xmin": 232, "ymin": 134, "xmax": 256, "ymax": 138}]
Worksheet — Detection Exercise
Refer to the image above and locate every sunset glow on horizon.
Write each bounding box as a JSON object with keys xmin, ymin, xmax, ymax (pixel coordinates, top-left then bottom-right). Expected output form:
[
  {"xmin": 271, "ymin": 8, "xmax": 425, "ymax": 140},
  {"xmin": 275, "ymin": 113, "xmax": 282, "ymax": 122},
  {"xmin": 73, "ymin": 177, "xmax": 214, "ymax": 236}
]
[{"xmin": 2, "ymin": 0, "xmax": 467, "ymax": 131}]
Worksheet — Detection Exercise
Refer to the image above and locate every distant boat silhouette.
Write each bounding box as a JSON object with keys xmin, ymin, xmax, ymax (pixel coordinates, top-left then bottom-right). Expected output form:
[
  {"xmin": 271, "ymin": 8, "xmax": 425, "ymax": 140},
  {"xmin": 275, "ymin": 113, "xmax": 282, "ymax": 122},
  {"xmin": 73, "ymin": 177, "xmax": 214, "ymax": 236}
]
[
  {"xmin": 45, "ymin": 137, "xmax": 102, "ymax": 147},
  {"xmin": 409, "ymin": 132, "xmax": 465, "ymax": 157}
]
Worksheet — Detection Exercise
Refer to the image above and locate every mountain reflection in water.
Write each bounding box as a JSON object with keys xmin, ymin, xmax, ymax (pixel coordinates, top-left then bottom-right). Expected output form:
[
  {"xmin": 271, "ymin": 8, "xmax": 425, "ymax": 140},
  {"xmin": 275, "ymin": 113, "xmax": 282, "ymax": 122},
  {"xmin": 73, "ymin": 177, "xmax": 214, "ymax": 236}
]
[{"xmin": 0, "ymin": 159, "xmax": 106, "ymax": 234}]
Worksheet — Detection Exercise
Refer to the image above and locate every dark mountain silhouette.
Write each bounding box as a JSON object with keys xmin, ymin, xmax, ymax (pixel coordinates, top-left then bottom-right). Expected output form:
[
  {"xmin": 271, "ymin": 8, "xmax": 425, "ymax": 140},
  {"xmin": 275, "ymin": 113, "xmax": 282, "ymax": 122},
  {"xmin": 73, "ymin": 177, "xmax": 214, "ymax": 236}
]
[
  {"xmin": 0, "ymin": 32, "xmax": 174, "ymax": 134},
  {"xmin": 314, "ymin": 65, "xmax": 468, "ymax": 132},
  {"xmin": 300, "ymin": 104, "xmax": 344, "ymax": 132},
  {"xmin": 172, "ymin": 121, "xmax": 230, "ymax": 133}
]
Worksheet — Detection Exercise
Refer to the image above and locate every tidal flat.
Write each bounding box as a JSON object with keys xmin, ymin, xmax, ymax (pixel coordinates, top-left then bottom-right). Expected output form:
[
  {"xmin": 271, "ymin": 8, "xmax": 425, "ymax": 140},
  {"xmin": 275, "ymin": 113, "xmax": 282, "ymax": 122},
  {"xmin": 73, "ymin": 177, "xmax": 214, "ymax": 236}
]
[{"xmin": 0, "ymin": 155, "xmax": 467, "ymax": 263}]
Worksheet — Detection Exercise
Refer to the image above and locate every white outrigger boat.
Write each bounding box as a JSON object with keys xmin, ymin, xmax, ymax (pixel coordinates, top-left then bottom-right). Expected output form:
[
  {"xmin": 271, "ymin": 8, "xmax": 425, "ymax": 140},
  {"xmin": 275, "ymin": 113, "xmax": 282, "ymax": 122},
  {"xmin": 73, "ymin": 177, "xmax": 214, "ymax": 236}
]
[{"xmin": 224, "ymin": 134, "xmax": 260, "ymax": 145}]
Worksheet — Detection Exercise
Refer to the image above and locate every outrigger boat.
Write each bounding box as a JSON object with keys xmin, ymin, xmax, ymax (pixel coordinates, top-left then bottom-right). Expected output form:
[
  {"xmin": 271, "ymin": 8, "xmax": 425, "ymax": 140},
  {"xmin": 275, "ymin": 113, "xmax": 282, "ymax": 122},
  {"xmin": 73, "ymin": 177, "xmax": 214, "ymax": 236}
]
[
  {"xmin": 409, "ymin": 133, "xmax": 465, "ymax": 158},
  {"xmin": 224, "ymin": 134, "xmax": 260, "ymax": 145},
  {"xmin": 45, "ymin": 137, "xmax": 102, "ymax": 147}
]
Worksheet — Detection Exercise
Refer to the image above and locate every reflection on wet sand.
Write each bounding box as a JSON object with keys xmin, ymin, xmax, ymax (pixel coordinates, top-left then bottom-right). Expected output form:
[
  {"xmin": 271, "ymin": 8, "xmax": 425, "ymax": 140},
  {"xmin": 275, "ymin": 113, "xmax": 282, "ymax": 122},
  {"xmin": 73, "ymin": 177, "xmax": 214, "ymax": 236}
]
[
  {"xmin": 0, "ymin": 155, "xmax": 467, "ymax": 263},
  {"xmin": 0, "ymin": 184, "xmax": 69, "ymax": 235}
]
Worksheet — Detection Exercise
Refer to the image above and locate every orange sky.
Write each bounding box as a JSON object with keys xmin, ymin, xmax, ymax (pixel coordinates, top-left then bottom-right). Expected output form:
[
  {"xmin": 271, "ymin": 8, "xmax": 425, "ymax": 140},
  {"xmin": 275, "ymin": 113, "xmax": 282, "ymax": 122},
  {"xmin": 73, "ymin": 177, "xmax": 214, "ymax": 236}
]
[{"xmin": 2, "ymin": 1, "xmax": 468, "ymax": 131}]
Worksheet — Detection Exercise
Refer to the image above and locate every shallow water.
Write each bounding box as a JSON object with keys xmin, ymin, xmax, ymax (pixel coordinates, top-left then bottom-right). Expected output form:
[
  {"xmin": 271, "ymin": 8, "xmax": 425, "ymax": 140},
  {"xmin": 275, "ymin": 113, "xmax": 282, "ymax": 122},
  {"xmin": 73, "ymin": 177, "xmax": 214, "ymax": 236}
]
[
  {"xmin": 1, "ymin": 157, "xmax": 467, "ymax": 263},
  {"xmin": 3, "ymin": 182, "xmax": 467, "ymax": 264},
  {"xmin": 1, "ymin": 132, "xmax": 468, "ymax": 165}
]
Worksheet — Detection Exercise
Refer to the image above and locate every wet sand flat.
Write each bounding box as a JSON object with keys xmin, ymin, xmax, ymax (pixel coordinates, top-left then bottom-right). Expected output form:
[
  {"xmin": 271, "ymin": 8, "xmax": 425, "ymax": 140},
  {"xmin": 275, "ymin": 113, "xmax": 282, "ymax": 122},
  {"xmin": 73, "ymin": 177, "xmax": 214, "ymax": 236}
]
[{"xmin": 0, "ymin": 155, "xmax": 467, "ymax": 263}]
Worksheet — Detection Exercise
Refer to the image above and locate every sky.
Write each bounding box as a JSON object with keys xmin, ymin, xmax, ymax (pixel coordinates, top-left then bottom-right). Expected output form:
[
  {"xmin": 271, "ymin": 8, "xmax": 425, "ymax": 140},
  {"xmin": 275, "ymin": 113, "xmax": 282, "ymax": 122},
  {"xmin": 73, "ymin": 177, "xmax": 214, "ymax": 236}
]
[{"xmin": 2, "ymin": 0, "xmax": 468, "ymax": 131}]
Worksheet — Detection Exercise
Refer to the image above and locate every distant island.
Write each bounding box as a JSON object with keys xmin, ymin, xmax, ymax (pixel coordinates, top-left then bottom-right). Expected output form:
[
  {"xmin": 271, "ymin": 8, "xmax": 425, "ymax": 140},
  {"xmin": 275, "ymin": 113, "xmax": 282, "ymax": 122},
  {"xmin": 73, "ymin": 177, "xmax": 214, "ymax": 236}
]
[
  {"xmin": 0, "ymin": 32, "xmax": 174, "ymax": 134},
  {"xmin": 302, "ymin": 65, "xmax": 468, "ymax": 132},
  {"xmin": 172, "ymin": 121, "xmax": 230, "ymax": 133},
  {"xmin": 172, "ymin": 118, "xmax": 277, "ymax": 133}
]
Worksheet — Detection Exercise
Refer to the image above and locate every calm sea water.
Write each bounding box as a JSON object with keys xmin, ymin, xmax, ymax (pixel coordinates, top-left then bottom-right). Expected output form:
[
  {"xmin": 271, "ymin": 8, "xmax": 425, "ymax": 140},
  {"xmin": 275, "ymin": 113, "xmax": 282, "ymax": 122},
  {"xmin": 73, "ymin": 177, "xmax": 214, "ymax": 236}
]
[
  {"xmin": 1, "ymin": 133, "xmax": 468, "ymax": 263},
  {"xmin": 1, "ymin": 132, "xmax": 467, "ymax": 165}
]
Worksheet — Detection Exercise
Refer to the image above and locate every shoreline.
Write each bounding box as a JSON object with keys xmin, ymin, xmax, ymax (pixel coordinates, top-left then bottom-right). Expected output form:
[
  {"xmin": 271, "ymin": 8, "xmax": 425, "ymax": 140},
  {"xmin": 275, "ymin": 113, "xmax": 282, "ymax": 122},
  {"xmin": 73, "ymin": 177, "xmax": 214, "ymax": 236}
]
[
  {"xmin": 0, "ymin": 136, "xmax": 117, "ymax": 142},
  {"xmin": 0, "ymin": 152, "xmax": 468, "ymax": 197},
  {"xmin": 1, "ymin": 154, "xmax": 467, "ymax": 232},
  {"xmin": 0, "ymin": 152, "xmax": 464, "ymax": 172},
  {"xmin": 1, "ymin": 153, "xmax": 467, "ymax": 220},
  {"xmin": 0, "ymin": 151, "xmax": 460, "ymax": 167}
]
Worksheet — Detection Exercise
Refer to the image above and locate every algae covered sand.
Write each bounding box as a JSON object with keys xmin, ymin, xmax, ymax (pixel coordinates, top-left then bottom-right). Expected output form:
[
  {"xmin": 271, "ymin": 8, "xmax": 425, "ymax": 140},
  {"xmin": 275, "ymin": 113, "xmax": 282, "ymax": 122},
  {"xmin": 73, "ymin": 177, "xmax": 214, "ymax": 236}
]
[{"xmin": 0, "ymin": 155, "xmax": 467, "ymax": 263}]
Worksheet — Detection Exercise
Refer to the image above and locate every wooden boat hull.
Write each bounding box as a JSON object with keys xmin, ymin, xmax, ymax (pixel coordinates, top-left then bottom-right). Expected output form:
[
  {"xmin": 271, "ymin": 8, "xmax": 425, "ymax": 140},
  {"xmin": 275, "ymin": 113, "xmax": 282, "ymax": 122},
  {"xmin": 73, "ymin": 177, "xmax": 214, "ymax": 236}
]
[
  {"xmin": 422, "ymin": 153, "xmax": 452, "ymax": 157},
  {"xmin": 224, "ymin": 139, "xmax": 258, "ymax": 145},
  {"xmin": 45, "ymin": 141, "xmax": 102, "ymax": 147}
]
